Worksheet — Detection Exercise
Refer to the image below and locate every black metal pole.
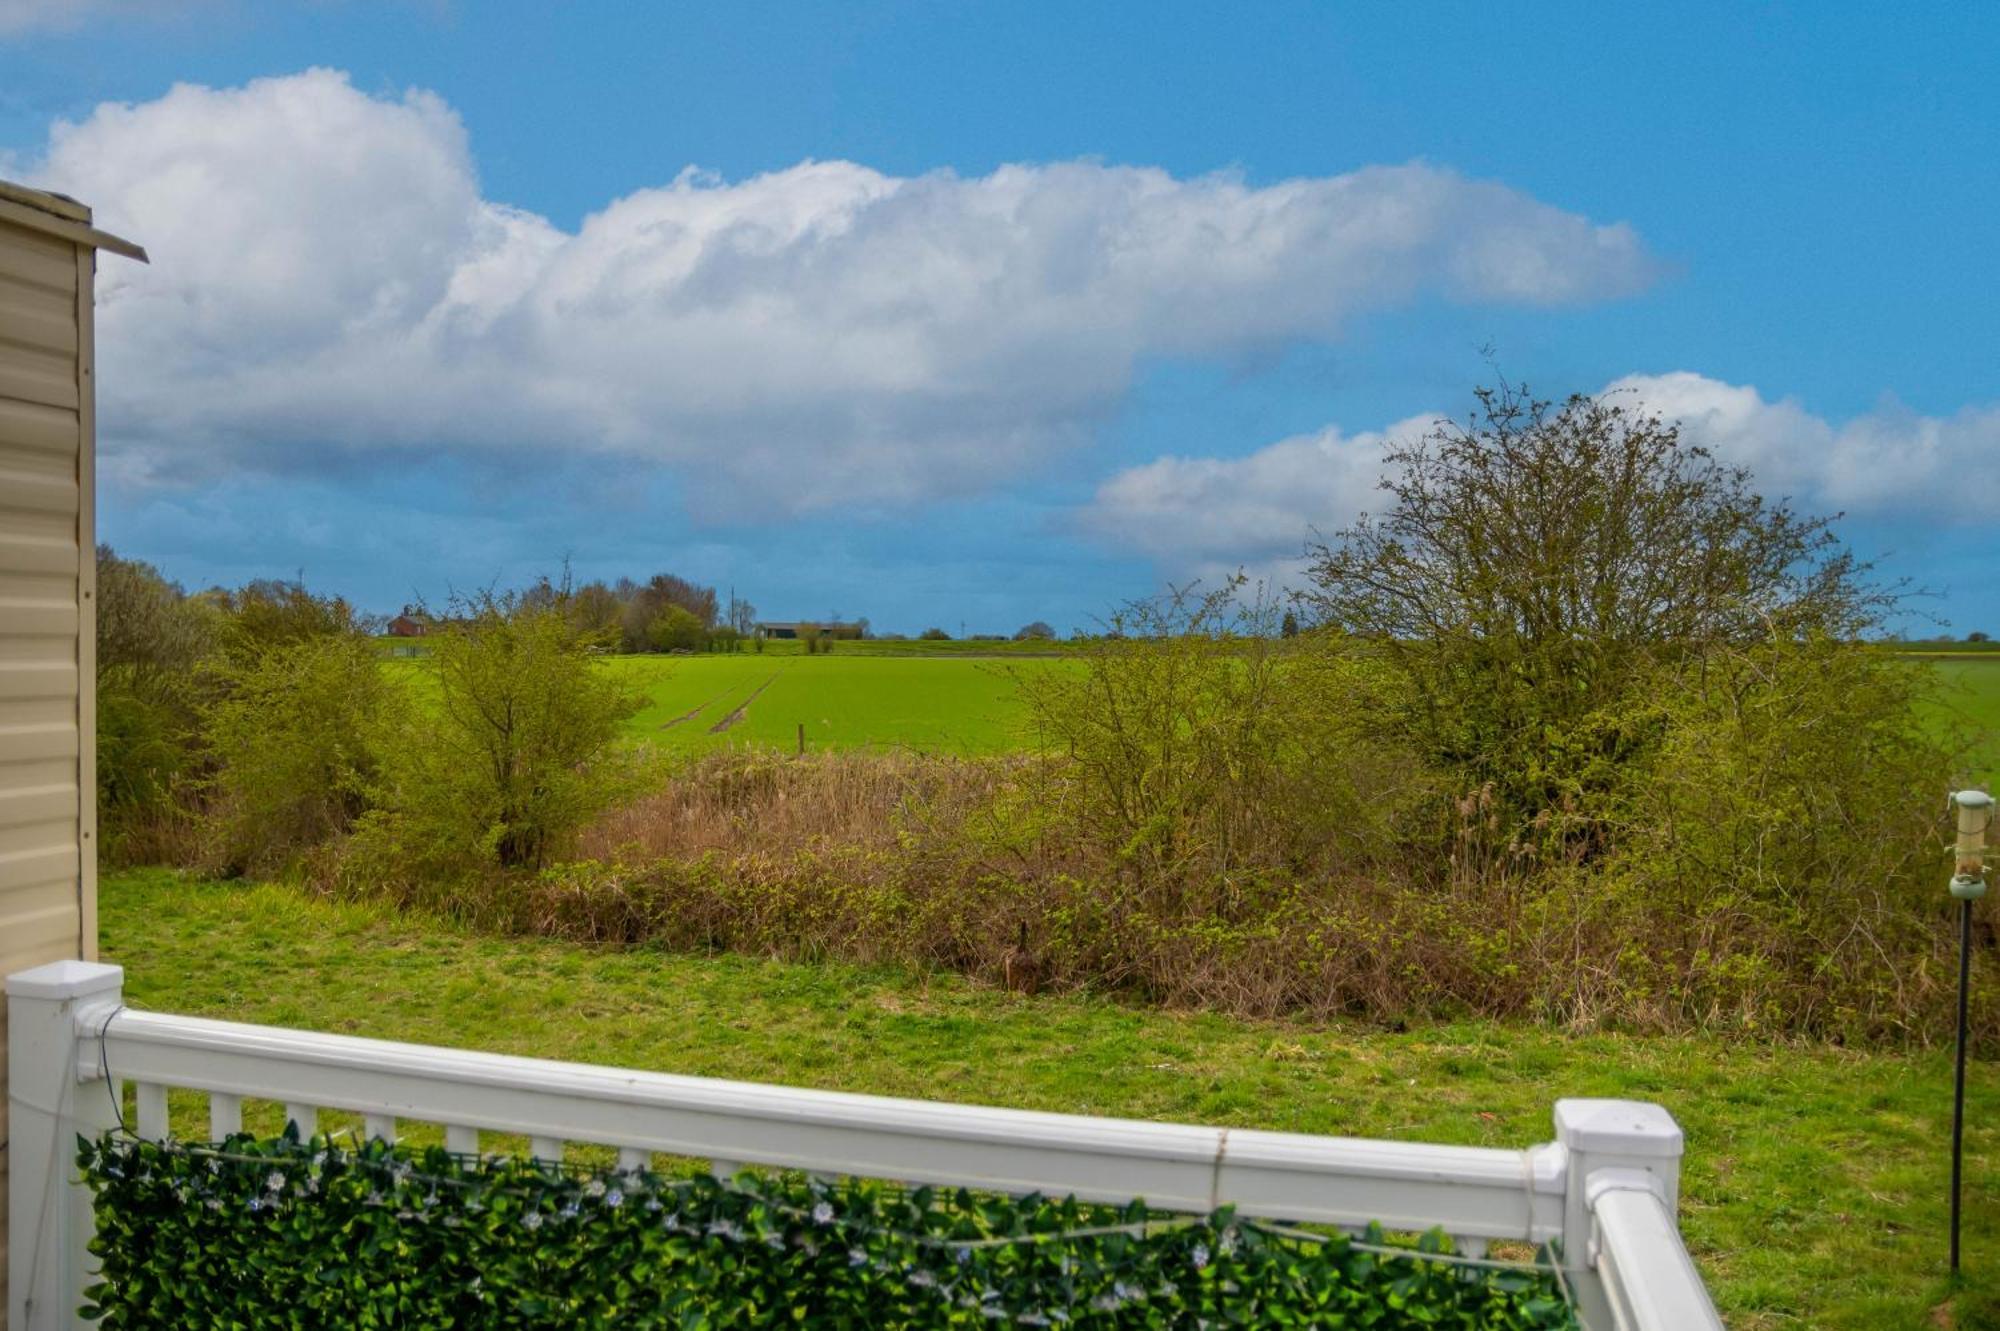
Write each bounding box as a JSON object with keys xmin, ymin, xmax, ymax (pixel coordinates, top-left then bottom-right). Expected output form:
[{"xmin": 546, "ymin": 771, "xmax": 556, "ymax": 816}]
[{"xmin": 1953, "ymin": 895, "xmax": 1973, "ymax": 1274}]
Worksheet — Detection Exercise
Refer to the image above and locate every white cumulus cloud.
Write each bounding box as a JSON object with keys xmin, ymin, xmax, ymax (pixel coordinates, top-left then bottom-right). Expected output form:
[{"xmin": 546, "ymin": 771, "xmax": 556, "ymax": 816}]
[
  {"xmin": 1605, "ymin": 372, "xmax": 2000, "ymax": 520},
  {"xmin": 27, "ymin": 69, "xmax": 1659, "ymax": 514},
  {"xmin": 1083, "ymin": 373, "xmax": 2000, "ymax": 577},
  {"xmin": 1077, "ymin": 415, "xmax": 1440, "ymax": 569}
]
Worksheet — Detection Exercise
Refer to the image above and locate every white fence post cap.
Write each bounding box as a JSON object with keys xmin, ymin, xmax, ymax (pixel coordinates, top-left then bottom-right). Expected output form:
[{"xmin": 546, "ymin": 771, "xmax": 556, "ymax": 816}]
[
  {"xmin": 5, "ymin": 959, "xmax": 124, "ymax": 999},
  {"xmin": 1553, "ymin": 1099, "xmax": 1683, "ymax": 1158}
]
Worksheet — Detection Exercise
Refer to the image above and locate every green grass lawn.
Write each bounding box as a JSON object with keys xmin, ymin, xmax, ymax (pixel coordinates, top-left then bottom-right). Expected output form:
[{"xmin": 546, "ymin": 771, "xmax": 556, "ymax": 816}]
[{"xmin": 98, "ymin": 868, "xmax": 1998, "ymax": 1330}]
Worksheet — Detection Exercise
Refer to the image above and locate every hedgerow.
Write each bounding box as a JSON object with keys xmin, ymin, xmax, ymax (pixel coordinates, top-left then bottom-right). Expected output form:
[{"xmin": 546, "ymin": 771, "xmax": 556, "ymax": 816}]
[{"xmin": 78, "ymin": 1130, "xmax": 1578, "ymax": 1328}]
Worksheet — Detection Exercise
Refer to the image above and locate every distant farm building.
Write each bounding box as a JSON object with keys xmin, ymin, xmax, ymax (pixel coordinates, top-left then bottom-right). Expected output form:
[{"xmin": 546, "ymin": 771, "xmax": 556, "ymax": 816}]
[
  {"xmin": 387, "ymin": 608, "xmax": 433, "ymax": 637},
  {"xmin": 757, "ymin": 621, "xmax": 864, "ymax": 641}
]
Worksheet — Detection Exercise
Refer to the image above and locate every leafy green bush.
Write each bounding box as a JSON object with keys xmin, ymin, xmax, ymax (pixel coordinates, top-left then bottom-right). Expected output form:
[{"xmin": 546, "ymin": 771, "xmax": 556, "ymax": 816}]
[
  {"xmin": 210, "ymin": 578, "xmax": 370, "ymax": 669},
  {"xmin": 1012, "ymin": 579, "xmax": 1420, "ymax": 890},
  {"xmin": 94, "ymin": 548, "xmax": 219, "ymax": 860},
  {"xmin": 97, "ymin": 667, "xmax": 194, "ymax": 844},
  {"xmin": 1576, "ymin": 637, "xmax": 1967, "ymax": 1037},
  {"xmin": 350, "ymin": 593, "xmax": 643, "ymax": 883},
  {"xmin": 78, "ymin": 1131, "xmax": 1577, "ymax": 1329},
  {"xmin": 199, "ymin": 631, "xmax": 404, "ymax": 878}
]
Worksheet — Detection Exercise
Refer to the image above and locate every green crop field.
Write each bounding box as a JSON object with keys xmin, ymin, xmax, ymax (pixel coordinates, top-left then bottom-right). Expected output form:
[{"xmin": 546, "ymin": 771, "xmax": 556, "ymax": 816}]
[
  {"xmin": 1911, "ymin": 653, "xmax": 2000, "ymax": 777},
  {"xmin": 605, "ymin": 653, "xmax": 1061, "ymax": 754},
  {"xmin": 383, "ymin": 642, "xmax": 2000, "ymax": 766},
  {"xmin": 387, "ymin": 651, "xmax": 1068, "ymax": 755},
  {"xmin": 383, "ymin": 646, "xmax": 2000, "ymax": 764},
  {"xmin": 376, "ymin": 636, "xmax": 1078, "ymax": 660},
  {"xmin": 749, "ymin": 637, "xmax": 1080, "ymax": 658}
]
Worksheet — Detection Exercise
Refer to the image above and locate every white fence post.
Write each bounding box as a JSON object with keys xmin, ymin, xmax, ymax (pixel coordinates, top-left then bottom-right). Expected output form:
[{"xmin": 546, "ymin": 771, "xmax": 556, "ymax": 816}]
[
  {"xmin": 1554, "ymin": 1098, "xmax": 1686, "ymax": 1329},
  {"xmin": 8, "ymin": 961, "xmax": 125, "ymax": 1331}
]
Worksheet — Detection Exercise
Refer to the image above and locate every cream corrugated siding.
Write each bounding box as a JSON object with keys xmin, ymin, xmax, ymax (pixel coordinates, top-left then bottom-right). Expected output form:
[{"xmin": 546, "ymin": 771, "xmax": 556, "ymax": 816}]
[
  {"xmin": 0, "ymin": 214, "xmax": 85, "ymax": 962},
  {"xmin": 0, "ymin": 197, "xmax": 93, "ymax": 1331}
]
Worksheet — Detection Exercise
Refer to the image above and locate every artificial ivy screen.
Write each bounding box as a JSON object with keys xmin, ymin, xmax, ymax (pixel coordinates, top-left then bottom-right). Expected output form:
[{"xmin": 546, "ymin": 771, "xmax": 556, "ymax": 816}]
[{"xmin": 78, "ymin": 1130, "xmax": 1579, "ymax": 1328}]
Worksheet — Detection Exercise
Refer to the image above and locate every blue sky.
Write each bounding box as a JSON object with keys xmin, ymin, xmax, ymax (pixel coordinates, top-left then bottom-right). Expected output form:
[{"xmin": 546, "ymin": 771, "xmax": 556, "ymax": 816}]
[{"xmin": 4, "ymin": 1, "xmax": 1997, "ymax": 634}]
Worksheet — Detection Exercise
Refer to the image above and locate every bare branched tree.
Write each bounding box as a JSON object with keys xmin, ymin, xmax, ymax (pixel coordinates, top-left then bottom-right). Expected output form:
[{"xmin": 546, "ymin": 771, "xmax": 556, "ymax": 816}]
[{"xmin": 1298, "ymin": 380, "xmax": 1900, "ymax": 843}]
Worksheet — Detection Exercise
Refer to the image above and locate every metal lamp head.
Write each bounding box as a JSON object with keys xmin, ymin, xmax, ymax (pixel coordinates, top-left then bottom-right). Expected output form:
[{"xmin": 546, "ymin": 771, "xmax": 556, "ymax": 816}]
[{"xmin": 1950, "ymin": 789, "xmax": 1992, "ymax": 900}]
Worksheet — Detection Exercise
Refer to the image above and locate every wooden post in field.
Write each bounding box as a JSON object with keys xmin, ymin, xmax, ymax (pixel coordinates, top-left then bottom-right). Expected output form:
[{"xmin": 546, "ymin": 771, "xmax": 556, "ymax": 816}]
[{"xmin": 797, "ymin": 723, "xmax": 805, "ymax": 756}]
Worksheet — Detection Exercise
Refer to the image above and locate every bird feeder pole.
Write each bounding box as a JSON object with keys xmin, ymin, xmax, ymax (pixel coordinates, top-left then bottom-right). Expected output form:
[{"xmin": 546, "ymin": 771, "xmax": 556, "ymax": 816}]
[{"xmin": 1947, "ymin": 788, "xmax": 1991, "ymax": 1274}]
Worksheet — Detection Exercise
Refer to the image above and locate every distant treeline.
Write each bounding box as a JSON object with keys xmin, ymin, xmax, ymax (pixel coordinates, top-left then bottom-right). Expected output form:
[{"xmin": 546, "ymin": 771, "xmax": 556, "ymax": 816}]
[
  {"xmin": 480, "ymin": 572, "xmax": 757, "ymax": 654},
  {"xmin": 387, "ymin": 574, "xmax": 1068, "ymax": 654}
]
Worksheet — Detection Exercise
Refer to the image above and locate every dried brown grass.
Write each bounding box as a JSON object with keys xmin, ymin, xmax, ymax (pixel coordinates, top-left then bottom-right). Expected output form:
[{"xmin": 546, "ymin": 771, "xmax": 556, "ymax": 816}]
[
  {"xmin": 578, "ymin": 749, "xmax": 1012, "ymax": 863},
  {"xmin": 416, "ymin": 748, "xmax": 1997, "ymax": 1045}
]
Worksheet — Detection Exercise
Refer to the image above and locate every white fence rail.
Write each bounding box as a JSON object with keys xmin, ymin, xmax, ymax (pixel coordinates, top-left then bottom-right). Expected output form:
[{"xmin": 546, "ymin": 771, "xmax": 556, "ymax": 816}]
[{"xmin": 8, "ymin": 960, "xmax": 1722, "ymax": 1329}]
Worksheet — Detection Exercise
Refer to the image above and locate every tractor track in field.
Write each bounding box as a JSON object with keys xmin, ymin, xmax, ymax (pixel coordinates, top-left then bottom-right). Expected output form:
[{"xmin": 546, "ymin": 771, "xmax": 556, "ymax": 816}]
[
  {"xmin": 659, "ymin": 686, "xmax": 734, "ymax": 729},
  {"xmin": 708, "ymin": 671, "xmax": 781, "ymax": 734}
]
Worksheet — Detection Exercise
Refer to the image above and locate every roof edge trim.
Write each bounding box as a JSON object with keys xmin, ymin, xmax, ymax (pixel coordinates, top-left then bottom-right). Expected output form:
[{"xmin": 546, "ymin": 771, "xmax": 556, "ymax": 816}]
[
  {"xmin": 0, "ymin": 182, "xmax": 148, "ymax": 263},
  {"xmin": 0, "ymin": 177, "xmax": 88, "ymax": 221}
]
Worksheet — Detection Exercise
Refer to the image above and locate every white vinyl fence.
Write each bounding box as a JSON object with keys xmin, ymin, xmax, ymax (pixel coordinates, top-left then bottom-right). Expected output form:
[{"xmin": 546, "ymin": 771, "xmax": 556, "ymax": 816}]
[{"xmin": 8, "ymin": 961, "xmax": 1723, "ymax": 1329}]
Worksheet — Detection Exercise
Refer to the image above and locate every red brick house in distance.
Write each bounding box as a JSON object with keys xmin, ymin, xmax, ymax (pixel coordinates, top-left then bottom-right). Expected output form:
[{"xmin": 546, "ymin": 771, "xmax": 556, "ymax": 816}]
[{"xmin": 387, "ymin": 607, "xmax": 433, "ymax": 637}]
